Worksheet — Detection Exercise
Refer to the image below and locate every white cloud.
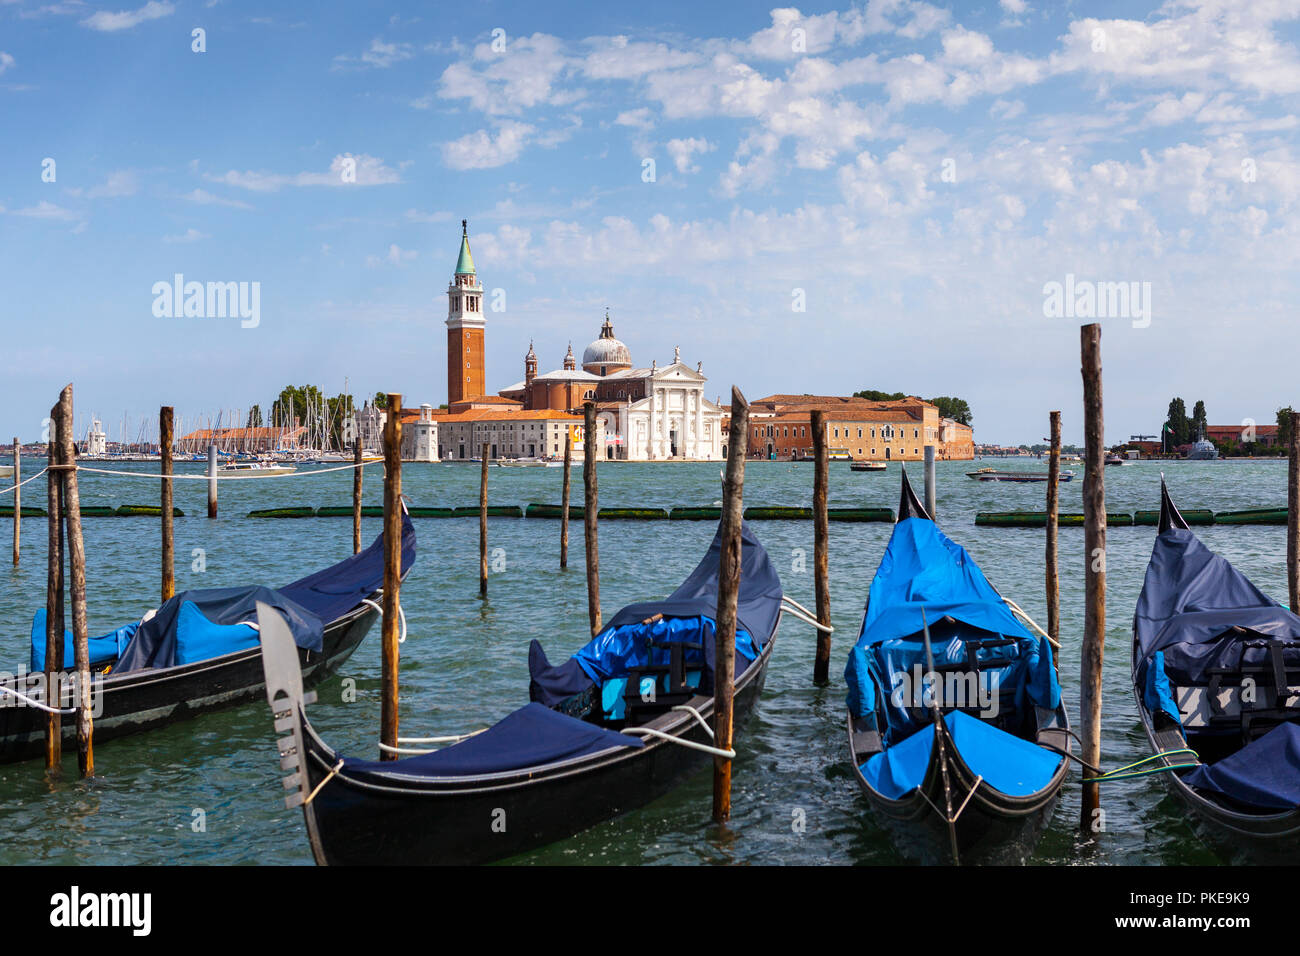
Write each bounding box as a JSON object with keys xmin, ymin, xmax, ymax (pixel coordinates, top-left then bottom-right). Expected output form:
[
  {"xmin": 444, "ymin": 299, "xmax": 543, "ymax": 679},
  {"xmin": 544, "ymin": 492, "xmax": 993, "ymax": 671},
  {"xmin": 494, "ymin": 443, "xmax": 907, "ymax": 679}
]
[
  {"xmin": 80, "ymin": 1, "xmax": 172, "ymax": 32},
  {"xmin": 86, "ymin": 170, "xmax": 138, "ymax": 198},
  {"xmin": 614, "ymin": 107, "xmax": 654, "ymax": 130},
  {"xmin": 206, "ymin": 154, "xmax": 402, "ymax": 191},
  {"xmin": 11, "ymin": 201, "xmax": 79, "ymax": 221},
  {"xmin": 163, "ymin": 228, "xmax": 208, "ymax": 243},
  {"xmin": 442, "ymin": 122, "xmax": 534, "ymax": 170},
  {"xmin": 666, "ymin": 137, "xmax": 714, "ymax": 173},
  {"xmin": 439, "ymin": 33, "xmax": 572, "ymax": 115},
  {"xmin": 334, "ymin": 38, "xmax": 414, "ymax": 70},
  {"xmin": 0, "ymin": 52, "xmax": 14, "ymax": 74},
  {"xmin": 180, "ymin": 188, "xmax": 252, "ymax": 209}
]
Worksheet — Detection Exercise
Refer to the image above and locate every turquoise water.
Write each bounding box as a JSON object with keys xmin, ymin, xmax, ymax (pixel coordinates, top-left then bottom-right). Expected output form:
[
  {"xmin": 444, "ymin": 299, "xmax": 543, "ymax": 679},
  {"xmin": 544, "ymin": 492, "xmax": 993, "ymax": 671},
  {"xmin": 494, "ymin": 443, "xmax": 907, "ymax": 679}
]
[{"xmin": 0, "ymin": 457, "xmax": 1289, "ymax": 865}]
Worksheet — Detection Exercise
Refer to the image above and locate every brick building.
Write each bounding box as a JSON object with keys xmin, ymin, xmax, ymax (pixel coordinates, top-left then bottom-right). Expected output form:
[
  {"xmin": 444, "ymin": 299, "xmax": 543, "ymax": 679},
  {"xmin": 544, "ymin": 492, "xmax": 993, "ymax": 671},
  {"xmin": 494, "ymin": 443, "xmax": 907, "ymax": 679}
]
[{"xmin": 742, "ymin": 395, "xmax": 974, "ymax": 461}]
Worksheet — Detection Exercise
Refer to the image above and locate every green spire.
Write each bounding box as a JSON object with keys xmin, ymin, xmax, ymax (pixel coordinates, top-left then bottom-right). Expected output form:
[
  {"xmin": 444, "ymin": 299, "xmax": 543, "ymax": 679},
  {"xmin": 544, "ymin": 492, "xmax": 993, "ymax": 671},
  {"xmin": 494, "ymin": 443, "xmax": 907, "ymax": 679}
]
[{"xmin": 455, "ymin": 218, "xmax": 475, "ymax": 275}]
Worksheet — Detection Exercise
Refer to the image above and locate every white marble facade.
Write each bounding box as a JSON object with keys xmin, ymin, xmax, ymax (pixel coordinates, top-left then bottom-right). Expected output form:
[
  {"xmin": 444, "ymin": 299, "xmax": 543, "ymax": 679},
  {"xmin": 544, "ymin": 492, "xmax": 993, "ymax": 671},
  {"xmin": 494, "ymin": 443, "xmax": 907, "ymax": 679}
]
[{"xmin": 599, "ymin": 359, "xmax": 724, "ymax": 461}]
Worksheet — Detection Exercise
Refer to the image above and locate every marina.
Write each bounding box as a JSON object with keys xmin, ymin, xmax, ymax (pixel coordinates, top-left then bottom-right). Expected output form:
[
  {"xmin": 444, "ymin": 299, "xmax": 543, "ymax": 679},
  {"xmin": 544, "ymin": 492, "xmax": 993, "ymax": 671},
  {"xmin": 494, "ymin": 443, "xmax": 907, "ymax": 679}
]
[{"xmin": 0, "ymin": 442, "xmax": 1294, "ymax": 865}]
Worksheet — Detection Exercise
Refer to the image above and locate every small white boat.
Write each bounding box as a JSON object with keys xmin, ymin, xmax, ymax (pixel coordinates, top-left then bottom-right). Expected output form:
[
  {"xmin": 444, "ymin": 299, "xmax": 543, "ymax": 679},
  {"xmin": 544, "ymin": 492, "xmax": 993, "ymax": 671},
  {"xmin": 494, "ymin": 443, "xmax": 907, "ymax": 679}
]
[
  {"xmin": 496, "ymin": 458, "xmax": 562, "ymax": 468},
  {"xmin": 0, "ymin": 465, "xmax": 12, "ymax": 481},
  {"xmin": 850, "ymin": 461, "xmax": 887, "ymax": 472},
  {"xmin": 219, "ymin": 460, "xmax": 296, "ymax": 477}
]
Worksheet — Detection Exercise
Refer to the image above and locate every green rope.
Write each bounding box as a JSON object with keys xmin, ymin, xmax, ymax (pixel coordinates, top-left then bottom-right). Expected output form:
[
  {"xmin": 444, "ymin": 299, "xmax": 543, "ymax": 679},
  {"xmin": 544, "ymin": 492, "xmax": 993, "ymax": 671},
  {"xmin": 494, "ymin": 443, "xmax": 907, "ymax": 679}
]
[
  {"xmin": 1083, "ymin": 763, "xmax": 1200, "ymax": 783},
  {"xmin": 1081, "ymin": 748, "xmax": 1200, "ymax": 784}
]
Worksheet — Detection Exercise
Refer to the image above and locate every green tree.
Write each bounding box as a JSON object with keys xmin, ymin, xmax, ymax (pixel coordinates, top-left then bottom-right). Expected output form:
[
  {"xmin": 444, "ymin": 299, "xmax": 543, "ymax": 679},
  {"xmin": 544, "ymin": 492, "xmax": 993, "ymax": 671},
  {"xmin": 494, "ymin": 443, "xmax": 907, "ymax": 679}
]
[
  {"xmin": 1191, "ymin": 400, "xmax": 1208, "ymax": 440},
  {"xmin": 853, "ymin": 388, "xmax": 906, "ymax": 402},
  {"xmin": 1165, "ymin": 397, "xmax": 1189, "ymax": 446},
  {"xmin": 930, "ymin": 396, "xmax": 973, "ymax": 426},
  {"xmin": 246, "ymin": 404, "xmax": 263, "ymax": 429},
  {"xmin": 373, "ymin": 392, "xmax": 389, "ymax": 410},
  {"xmin": 1279, "ymin": 406, "xmax": 1296, "ymax": 448}
]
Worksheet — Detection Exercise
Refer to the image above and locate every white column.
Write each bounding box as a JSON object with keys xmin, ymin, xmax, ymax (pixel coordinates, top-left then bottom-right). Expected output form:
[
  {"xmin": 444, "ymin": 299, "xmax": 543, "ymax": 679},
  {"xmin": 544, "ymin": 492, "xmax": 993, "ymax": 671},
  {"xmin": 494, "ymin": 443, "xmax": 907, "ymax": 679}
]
[{"xmin": 694, "ymin": 388, "xmax": 703, "ymax": 459}]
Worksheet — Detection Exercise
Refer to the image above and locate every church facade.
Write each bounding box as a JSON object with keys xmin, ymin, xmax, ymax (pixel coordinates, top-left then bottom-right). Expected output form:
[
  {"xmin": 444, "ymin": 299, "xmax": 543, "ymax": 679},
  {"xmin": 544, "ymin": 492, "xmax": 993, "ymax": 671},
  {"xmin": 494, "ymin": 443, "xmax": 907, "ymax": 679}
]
[{"xmin": 443, "ymin": 222, "xmax": 725, "ymax": 461}]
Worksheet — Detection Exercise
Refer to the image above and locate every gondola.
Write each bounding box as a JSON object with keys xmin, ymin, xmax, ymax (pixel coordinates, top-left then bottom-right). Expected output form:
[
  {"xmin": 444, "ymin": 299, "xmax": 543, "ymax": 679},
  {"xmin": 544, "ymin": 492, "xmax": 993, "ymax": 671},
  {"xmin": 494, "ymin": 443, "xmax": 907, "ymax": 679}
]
[
  {"xmin": 1131, "ymin": 481, "xmax": 1300, "ymax": 862},
  {"xmin": 845, "ymin": 472, "xmax": 1070, "ymax": 864},
  {"xmin": 0, "ymin": 513, "xmax": 415, "ymax": 763},
  {"xmin": 258, "ymin": 521, "xmax": 794, "ymax": 866}
]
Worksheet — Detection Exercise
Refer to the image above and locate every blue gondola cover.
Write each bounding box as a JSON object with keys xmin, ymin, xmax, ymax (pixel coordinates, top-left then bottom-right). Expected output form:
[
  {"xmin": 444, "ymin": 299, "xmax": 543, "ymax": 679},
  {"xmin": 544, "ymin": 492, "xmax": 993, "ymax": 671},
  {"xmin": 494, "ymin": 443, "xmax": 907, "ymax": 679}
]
[
  {"xmin": 1182, "ymin": 722, "xmax": 1300, "ymax": 811},
  {"xmin": 32, "ymin": 513, "xmax": 418, "ymax": 674},
  {"xmin": 341, "ymin": 702, "xmax": 644, "ymax": 779},
  {"xmin": 861, "ymin": 710, "xmax": 1063, "ymax": 800}
]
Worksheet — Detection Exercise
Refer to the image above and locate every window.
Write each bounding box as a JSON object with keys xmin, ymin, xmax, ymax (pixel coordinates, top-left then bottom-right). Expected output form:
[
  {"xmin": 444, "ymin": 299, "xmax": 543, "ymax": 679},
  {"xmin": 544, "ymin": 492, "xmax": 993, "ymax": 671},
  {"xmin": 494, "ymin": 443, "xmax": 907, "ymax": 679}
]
[{"xmin": 857, "ymin": 428, "xmax": 863, "ymax": 438}]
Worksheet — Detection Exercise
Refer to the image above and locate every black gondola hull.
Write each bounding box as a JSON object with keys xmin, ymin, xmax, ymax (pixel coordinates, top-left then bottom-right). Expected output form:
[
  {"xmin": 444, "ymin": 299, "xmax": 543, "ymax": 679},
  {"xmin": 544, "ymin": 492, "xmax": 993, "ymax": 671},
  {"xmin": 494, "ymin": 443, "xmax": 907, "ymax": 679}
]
[
  {"xmin": 295, "ymin": 639, "xmax": 774, "ymax": 866},
  {"xmin": 0, "ymin": 605, "xmax": 376, "ymax": 764}
]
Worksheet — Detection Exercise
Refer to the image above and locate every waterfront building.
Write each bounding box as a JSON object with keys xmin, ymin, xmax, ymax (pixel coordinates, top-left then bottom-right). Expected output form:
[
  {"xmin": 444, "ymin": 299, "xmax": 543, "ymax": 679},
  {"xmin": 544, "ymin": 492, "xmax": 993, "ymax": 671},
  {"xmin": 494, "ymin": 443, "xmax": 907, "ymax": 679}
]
[
  {"xmin": 745, "ymin": 395, "xmax": 974, "ymax": 461},
  {"xmin": 86, "ymin": 419, "xmax": 107, "ymax": 456}
]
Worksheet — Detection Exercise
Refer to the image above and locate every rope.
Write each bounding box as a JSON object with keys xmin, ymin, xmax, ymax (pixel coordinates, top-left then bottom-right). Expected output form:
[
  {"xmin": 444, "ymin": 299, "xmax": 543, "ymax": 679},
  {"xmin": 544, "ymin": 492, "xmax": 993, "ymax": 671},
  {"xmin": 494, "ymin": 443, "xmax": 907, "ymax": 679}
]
[
  {"xmin": 1081, "ymin": 748, "xmax": 1200, "ymax": 784},
  {"xmin": 670, "ymin": 703, "xmax": 715, "ymax": 739},
  {"xmin": 1002, "ymin": 597, "xmax": 1061, "ymax": 651},
  {"xmin": 396, "ymin": 729, "xmax": 486, "ymax": 745},
  {"xmin": 780, "ymin": 599, "xmax": 834, "ymax": 634},
  {"xmin": 0, "ymin": 683, "xmax": 78, "ymax": 714},
  {"xmin": 620, "ymin": 724, "xmax": 736, "ymax": 758},
  {"xmin": 358, "ymin": 597, "xmax": 406, "ymax": 644},
  {"xmin": 0, "ymin": 466, "xmax": 49, "ymax": 497},
  {"xmin": 77, "ymin": 460, "xmax": 384, "ymax": 481},
  {"xmin": 303, "ymin": 759, "xmax": 344, "ymax": 806}
]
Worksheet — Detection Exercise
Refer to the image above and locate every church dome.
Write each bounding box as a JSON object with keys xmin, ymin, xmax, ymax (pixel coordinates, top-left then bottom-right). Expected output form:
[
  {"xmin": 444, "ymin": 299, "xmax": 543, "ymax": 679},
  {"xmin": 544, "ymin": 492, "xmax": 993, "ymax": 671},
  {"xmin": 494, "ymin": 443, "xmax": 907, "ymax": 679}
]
[{"xmin": 583, "ymin": 311, "xmax": 632, "ymax": 374}]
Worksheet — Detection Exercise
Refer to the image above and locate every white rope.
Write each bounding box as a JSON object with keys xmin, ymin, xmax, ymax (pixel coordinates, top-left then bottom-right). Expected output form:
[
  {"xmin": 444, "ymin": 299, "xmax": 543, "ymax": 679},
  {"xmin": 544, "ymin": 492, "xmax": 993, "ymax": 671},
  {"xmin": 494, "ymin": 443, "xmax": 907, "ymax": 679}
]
[
  {"xmin": 76, "ymin": 460, "xmax": 384, "ymax": 481},
  {"xmin": 620, "ymin": 725, "xmax": 736, "ymax": 758},
  {"xmin": 670, "ymin": 703, "xmax": 715, "ymax": 739},
  {"xmin": 359, "ymin": 597, "xmax": 406, "ymax": 644},
  {"xmin": 781, "ymin": 595, "xmax": 817, "ymax": 619},
  {"xmin": 0, "ymin": 466, "xmax": 49, "ymax": 497},
  {"xmin": 0, "ymin": 683, "xmax": 77, "ymax": 715},
  {"xmin": 396, "ymin": 729, "xmax": 486, "ymax": 745},
  {"xmin": 780, "ymin": 601, "xmax": 834, "ymax": 634},
  {"xmin": 1002, "ymin": 598, "xmax": 1061, "ymax": 651},
  {"xmin": 376, "ymin": 742, "xmax": 440, "ymax": 756}
]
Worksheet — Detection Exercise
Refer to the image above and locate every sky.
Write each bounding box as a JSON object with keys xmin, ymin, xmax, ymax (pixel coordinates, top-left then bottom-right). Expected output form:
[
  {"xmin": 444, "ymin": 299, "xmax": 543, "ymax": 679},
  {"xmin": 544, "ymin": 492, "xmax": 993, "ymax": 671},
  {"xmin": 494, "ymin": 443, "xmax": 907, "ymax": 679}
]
[{"xmin": 2, "ymin": 0, "xmax": 1299, "ymax": 446}]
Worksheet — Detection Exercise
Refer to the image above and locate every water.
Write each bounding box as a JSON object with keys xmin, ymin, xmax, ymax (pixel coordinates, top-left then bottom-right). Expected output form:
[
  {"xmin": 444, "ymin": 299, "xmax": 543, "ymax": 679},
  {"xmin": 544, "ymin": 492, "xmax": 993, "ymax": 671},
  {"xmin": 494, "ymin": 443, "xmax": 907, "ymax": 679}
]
[{"xmin": 0, "ymin": 457, "xmax": 1288, "ymax": 865}]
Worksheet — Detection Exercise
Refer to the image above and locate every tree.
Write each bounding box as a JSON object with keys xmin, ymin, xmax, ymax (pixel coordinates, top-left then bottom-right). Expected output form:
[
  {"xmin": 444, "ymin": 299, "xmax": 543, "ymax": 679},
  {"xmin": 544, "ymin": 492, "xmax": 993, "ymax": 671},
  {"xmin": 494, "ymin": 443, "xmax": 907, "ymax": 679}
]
[
  {"xmin": 853, "ymin": 388, "xmax": 906, "ymax": 402},
  {"xmin": 1165, "ymin": 397, "xmax": 1189, "ymax": 447},
  {"xmin": 1279, "ymin": 406, "xmax": 1296, "ymax": 448},
  {"xmin": 373, "ymin": 392, "xmax": 389, "ymax": 410},
  {"xmin": 930, "ymin": 396, "xmax": 973, "ymax": 426},
  {"xmin": 246, "ymin": 404, "xmax": 263, "ymax": 429},
  {"xmin": 1191, "ymin": 400, "xmax": 1208, "ymax": 440}
]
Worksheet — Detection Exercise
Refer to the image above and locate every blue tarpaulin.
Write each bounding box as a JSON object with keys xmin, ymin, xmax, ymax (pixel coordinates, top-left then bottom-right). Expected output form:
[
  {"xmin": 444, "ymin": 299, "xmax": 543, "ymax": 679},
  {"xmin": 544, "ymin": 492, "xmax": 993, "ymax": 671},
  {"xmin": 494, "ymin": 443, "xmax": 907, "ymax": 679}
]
[
  {"xmin": 1134, "ymin": 527, "xmax": 1300, "ymax": 687},
  {"xmin": 341, "ymin": 702, "xmax": 644, "ymax": 779},
  {"xmin": 530, "ymin": 520, "xmax": 782, "ymax": 704},
  {"xmin": 861, "ymin": 710, "xmax": 1063, "ymax": 800},
  {"xmin": 1183, "ymin": 722, "xmax": 1300, "ymax": 811},
  {"xmin": 856, "ymin": 517, "xmax": 1033, "ymax": 648},
  {"xmin": 31, "ymin": 513, "xmax": 417, "ymax": 673}
]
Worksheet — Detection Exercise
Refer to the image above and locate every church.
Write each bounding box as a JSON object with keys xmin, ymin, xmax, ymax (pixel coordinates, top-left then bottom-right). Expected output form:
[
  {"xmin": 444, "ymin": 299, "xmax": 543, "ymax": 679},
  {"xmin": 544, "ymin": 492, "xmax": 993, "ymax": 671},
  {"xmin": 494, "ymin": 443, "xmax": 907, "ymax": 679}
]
[{"xmin": 440, "ymin": 221, "xmax": 726, "ymax": 461}]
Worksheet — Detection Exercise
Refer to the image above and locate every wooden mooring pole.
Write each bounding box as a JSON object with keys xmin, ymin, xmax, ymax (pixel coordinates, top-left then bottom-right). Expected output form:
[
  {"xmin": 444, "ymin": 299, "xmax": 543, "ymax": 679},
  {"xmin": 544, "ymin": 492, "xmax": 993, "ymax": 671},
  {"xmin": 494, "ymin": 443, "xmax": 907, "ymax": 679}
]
[
  {"xmin": 352, "ymin": 439, "xmax": 363, "ymax": 555},
  {"xmin": 1079, "ymin": 325, "xmax": 1106, "ymax": 833},
  {"xmin": 560, "ymin": 433, "xmax": 571, "ymax": 569},
  {"xmin": 56, "ymin": 385, "xmax": 93, "ymax": 777},
  {"xmin": 11, "ymin": 436, "xmax": 19, "ymax": 567},
  {"xmin": 1046, "ymin": 410, "xmax": 1061, "ymax": 669},
  {"xmin": 811, "ymin": 409, "xmax": 831, "ymax": 684},
  {"xmin": 160, "ymin": 407, "xmax": 175, "ymax": 603},
  {"xmin": 380, "ymin": 393, "xmax": 402, "ymax": 761},
  {"xmin": 206, "ymin": 444, "xmax": 218, "ymax": 518},
  {"xmin": 583, "ymin": 403, "xmax": 601, "ymax": 636},
  {"xmin": 713, "ymin": 386, "xmax": 749, "ymax": 824},
  {"xmin": 44, "ymin": 404, "xmax": 65, "ymax": 773},
  {"xmin": 1289, "ymin": 410, "xmax": 1299, "ymax": 612},
  {"xmin": 480, "ymin": 442, "xmax": 489, "ymax": 598}
]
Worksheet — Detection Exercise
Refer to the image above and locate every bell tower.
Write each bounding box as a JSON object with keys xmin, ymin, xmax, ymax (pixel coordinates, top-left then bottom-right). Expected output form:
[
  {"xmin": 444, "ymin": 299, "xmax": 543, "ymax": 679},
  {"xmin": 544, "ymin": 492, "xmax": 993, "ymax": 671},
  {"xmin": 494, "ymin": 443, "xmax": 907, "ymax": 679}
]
[{"xmin": 446, "ymin": 219, "xmax": 485, "ymax": 406}]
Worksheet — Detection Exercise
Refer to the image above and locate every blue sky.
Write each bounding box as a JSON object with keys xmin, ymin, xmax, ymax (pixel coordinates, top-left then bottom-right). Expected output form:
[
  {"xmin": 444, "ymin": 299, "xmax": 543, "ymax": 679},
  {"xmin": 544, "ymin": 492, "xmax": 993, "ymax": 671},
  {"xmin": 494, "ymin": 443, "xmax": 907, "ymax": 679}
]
[{"xmin": 3, "ymin": 0, "xmax": 1300, "ymax": 445}]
